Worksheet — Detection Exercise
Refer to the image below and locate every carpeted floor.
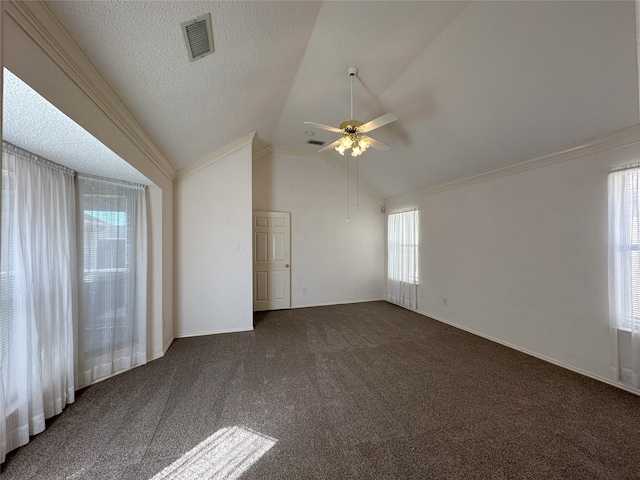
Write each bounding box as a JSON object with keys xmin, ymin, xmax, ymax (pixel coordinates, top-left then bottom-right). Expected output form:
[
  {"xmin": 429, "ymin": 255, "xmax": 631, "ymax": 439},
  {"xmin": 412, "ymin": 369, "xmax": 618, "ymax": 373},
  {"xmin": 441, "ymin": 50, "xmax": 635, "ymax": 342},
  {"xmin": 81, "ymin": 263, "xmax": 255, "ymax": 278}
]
[{"xmin": 3, "ymin": 301, "xmax": 640, "ymax": 479}]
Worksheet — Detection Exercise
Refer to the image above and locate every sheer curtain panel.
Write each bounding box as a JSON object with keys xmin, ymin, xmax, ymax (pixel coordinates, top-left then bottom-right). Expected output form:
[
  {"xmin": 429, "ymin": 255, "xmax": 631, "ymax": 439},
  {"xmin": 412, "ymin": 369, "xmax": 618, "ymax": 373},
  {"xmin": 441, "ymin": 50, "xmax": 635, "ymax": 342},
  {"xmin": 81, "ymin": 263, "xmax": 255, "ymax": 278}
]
[
  {"xmin": 387, "ymin": 209, "xmax": 419, "ymax": 309},
  {"xmin": 608, "ymin": 166, "xmax": 640, "ymax": 389},
  {"xmin": 0, "ymin": 143, "xmax": 76, "ymax": 463},
  {"xmin": 77, "ymin": 176, "xmax": 147, "ymax": 387}
]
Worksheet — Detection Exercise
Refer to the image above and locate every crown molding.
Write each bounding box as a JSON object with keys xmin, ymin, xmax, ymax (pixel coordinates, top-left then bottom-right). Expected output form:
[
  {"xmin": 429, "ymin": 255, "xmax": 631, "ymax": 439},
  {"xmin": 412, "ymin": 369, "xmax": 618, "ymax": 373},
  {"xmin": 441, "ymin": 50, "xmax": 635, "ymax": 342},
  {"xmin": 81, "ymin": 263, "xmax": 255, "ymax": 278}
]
[
  {"xmin": 253, "ymin": 144, "xmax": 276, "ymax": 162},
  {"xmin": 174, "ymin": 131, "xmax": 256, "ymax": 183},
  {"xmin": 5, "ymin": 1, "xmax": 176, "ymax": 182},
  {"xmin": 263, "ymin": 144, "xmax": 385, "ymax": 205},
  {"xmin": 386, "ymin": 124, "xmax": 640, "ymax": 205}
]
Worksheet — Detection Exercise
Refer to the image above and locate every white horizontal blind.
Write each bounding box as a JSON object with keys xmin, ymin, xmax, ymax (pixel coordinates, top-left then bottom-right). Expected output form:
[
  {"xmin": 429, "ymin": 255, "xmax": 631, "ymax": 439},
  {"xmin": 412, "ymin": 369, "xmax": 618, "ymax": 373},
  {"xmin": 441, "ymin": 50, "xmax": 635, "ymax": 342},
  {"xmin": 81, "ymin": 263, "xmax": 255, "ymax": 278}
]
[
  {"xmin": 608, "ymin": 166, "xmax": 640, "ymax": 389},
  {"xmin": 0, "ymin": 143, "xmax": 149, "ymax": 462},
  {"xmin": 77, "ymin": 176, "xmax": 147, "ymax": 387},
  {"xmin": 387, "ymin": 209, "xmax": 419, "ymax": 309}
]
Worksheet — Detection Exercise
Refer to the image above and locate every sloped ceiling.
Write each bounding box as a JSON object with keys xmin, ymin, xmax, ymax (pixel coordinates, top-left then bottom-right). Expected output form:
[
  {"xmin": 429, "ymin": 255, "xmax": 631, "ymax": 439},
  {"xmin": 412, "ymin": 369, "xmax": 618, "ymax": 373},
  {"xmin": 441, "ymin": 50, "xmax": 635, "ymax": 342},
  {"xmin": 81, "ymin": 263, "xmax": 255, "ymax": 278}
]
[
  {"xmin": 3, "ymin": 69, "xmax": 152, "ymax": 185},
  {"xmin": 46, "ymin": 0, "xmax": 638, "ymax": 199}
]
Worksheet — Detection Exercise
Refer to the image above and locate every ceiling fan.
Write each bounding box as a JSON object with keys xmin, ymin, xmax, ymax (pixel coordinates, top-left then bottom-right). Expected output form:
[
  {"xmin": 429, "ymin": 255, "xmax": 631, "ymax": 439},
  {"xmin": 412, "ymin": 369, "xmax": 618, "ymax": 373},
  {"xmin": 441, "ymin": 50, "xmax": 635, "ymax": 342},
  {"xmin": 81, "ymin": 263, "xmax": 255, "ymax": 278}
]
[{"xmin": 304, "ymin": 67, "xmax": 397, "ymax": 157}]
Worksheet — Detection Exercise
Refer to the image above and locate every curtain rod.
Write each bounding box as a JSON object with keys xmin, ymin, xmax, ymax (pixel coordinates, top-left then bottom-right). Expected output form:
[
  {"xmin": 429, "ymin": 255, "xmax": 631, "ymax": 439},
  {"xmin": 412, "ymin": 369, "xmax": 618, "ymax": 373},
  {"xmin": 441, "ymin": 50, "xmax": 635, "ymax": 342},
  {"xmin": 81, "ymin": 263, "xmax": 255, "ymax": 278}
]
[
  {"xmin": 388, "ymin": 207, "xmax": 418, "ymax": 216},
  {"xmin": 77, "ymin": 172, "xmax": 146, "ymax": 189},
  {"xmin": 3, "ymin": 141, "xmax": 75, "ymax": 176},
  {"xmin": 610, "ymin": 163, "xmax": 640, "ymax": 173}
]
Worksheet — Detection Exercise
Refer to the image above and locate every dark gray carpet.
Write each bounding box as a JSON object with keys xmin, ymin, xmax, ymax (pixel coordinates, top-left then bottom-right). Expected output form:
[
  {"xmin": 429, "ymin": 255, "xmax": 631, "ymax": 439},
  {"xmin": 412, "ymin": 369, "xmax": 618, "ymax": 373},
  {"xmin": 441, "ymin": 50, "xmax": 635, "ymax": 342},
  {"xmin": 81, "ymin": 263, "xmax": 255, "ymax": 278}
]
[{"xmin": 3, "ymin": 301, "xmax": 640, "ymax": 479}]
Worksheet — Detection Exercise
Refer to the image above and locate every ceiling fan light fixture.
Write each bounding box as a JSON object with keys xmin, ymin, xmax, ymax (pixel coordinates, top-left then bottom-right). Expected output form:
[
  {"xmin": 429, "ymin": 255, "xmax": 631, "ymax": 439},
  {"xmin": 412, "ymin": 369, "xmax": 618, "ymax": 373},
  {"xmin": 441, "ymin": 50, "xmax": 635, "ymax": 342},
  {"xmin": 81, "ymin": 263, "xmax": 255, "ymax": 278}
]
[
  {"xmin": 303, "ymin": 67, "xmax": 396, "ymax": 157},
  {"xmin": 336, "ymin": 133, "xmax": 369, "ymax": 157}
]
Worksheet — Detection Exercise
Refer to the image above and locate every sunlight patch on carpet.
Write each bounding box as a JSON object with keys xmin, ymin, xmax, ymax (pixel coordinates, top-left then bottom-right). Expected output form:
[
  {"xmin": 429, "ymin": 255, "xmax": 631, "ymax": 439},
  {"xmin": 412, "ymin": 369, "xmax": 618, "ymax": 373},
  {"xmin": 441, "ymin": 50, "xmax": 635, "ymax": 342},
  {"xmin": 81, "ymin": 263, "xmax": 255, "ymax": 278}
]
[{"xmin": 149, "ymin": 426, "xmax": 277, "ymax": 480}]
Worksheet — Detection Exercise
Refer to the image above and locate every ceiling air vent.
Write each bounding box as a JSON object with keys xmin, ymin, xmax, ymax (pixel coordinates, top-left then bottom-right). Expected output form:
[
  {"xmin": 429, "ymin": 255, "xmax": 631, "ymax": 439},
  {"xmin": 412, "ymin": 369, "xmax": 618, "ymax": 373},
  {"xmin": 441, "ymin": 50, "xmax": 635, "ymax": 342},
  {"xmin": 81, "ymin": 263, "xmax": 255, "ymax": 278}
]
[
  {"xmin": 307, "ymin": 140, "xmax": 325, "ymax": 146},
  {"xmin": 181, "ymin": 13, "xmax": 214, "ymax": 61}
]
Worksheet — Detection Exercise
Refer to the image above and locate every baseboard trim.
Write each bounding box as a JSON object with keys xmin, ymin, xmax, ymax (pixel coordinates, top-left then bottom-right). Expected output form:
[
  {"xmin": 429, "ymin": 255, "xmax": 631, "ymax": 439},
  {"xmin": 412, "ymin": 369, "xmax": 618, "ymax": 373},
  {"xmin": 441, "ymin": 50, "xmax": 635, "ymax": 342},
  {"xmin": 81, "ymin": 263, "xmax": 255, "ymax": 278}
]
[
  {"xmin": 147, "ymin": 350, "xmax": 165, "ymax": 363},
  {"xmin": 175, "ymin": 326, "xmax": 254, "ymax": 338},
  {"xmin": 291, "ymin": 298, "xmax": 386, "ymax": 309},
  {"xmin": 393, "ymin": 302, "xmax": 640, "ymax": 397},
  {"xmin": 162, "ymin": 337, "xmax": 174, "ymax": 356}
]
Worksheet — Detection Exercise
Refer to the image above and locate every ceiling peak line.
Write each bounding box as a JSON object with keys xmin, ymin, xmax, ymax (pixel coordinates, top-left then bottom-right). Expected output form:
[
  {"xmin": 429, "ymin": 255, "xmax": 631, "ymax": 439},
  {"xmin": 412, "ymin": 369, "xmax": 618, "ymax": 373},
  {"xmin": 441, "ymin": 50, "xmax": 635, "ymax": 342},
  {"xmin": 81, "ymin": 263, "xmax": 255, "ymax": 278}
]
[{"xmin": 260, "ymin": 144, "xmax": 384, "ymax": 206}]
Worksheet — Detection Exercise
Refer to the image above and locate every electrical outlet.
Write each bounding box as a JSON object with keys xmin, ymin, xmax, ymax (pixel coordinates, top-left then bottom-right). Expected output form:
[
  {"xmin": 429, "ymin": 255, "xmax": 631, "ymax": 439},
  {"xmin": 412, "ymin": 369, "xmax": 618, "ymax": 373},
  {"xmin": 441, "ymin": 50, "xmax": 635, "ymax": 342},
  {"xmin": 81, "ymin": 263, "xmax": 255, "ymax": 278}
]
[{"xmin": 236, "ymin": 242, "xmax": 245, "ymax": 250}]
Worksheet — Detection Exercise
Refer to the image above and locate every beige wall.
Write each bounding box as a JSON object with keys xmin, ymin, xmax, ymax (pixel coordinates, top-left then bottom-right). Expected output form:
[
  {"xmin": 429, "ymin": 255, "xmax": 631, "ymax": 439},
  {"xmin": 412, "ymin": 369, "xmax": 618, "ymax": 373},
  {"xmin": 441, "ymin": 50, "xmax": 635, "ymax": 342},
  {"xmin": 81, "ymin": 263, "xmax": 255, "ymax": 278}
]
[
  {"xmin": 253, "ymin": 150, "xmax": 386, "ymax": 307},
  {"xmin": 174, "ymin": 143, "xmax": 254, "ymax": 336},
  {"xmin": 386, "ymin": 128, "xmax": 640, "ymax": 387},
  {"xmin": 2, "ymin": 2, "xmax": 174, "ymax": 360}
]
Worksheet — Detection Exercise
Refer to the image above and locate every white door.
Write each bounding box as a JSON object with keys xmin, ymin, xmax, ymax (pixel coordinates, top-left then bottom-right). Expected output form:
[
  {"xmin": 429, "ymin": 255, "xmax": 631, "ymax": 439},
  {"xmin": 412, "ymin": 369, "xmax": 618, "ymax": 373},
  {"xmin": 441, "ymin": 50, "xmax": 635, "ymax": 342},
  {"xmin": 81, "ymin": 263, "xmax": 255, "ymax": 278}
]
[{"xmin": 253, "ymin": 211, "xmax": 291, "ymax": 311}]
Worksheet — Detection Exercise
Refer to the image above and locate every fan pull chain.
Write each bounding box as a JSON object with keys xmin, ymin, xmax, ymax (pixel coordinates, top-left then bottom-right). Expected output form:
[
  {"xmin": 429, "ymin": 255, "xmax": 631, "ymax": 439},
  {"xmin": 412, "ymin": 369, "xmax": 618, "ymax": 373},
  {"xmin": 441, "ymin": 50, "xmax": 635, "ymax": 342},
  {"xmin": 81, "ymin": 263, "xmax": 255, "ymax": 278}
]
[
  {"xmin": 356, "ymin": 156, "xmax": 359, "ymax": 209},
  {"xmin": 346, "ymin": 156, "xmax": 350, "ymax": 223}
]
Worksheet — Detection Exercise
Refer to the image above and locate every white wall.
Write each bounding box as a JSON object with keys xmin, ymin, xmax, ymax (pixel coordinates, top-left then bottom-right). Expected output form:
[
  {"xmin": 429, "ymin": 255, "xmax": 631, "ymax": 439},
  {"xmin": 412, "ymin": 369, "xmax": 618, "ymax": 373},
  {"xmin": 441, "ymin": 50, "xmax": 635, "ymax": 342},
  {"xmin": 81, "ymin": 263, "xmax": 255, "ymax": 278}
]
[
  {"xmin": 386, "ymin": 127, "xmax": 640, "ymax": 386},
  {"xmin": 174, "ymin": 143, "xmax": 253, "ymax": 336},
  {"xmin": 253, "ymin": 150, "xmax": 385, "ymax": 307},
  {"xmin": 2, "ymin": 2, "xmax": 174, "ymax": 360}
]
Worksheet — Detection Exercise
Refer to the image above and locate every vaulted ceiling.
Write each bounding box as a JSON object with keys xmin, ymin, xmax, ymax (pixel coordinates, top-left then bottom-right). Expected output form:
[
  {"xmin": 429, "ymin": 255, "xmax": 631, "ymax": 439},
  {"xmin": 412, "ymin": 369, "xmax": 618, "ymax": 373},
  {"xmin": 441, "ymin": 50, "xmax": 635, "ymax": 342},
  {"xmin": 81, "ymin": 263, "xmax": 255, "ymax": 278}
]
[{"xmin": 45, "ymin": 1, "xmax": 638, "ymax": 200}]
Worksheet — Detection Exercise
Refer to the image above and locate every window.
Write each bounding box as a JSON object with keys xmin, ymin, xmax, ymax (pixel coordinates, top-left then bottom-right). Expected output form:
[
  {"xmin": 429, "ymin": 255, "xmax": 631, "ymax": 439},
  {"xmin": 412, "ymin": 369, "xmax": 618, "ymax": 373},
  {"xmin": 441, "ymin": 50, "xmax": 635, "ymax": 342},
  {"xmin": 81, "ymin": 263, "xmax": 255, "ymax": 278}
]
[
  {"xmin": 77, "ymin": 176, "xmax": 147, "ymax": 385},
  {"xmin": 0, "ymin": 143, "xmax": 148, "ymax": 462},
  {"xmin": 609, "ymin": 166, "xmax": 640, "ymax": 330},
  {"xmin": 608, "ymin": 166, "xmax": 640, "ymax": 389},
  {"xmin": 387, "ymin": 209, "xmax": 419, "ymax": 309},
  {"xmin": 84, "ymin": 205, "xmax": 128, "ymax": 272}
]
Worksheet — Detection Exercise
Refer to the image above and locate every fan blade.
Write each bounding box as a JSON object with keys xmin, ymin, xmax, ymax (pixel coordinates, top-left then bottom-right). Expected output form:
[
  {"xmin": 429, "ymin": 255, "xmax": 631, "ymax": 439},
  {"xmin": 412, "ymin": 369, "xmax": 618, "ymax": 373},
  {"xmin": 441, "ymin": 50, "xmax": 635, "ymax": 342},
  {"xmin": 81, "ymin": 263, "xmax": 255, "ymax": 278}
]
[
  {"xmin": 318, "ymin": 139, "xmax": 342, "ymax": 152},
  {"xmin": 359, "ymin": 113, "xmax": 398, "ymax": 133},
  {"xmin": 366, "ymin": 136, "xmax": 391, "ymax": 151},
  {"xmin": 303, "ymin": 122, "xmax": 343, "ymax": 134}
]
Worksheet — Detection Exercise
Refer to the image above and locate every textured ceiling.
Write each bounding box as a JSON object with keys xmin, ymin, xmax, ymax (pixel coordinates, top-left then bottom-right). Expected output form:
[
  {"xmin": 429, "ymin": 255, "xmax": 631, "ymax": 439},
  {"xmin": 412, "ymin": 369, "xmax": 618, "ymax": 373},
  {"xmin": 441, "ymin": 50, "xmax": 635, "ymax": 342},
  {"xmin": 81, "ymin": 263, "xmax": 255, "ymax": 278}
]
[
  {"xmin": 44, "ymin": 1, "xmax": 639, "ymax": 199},
  {"xmin": 47, "ymin": 0, "xmax": 322, "ymax": 172},
  {"xmin": 3, "ymin": 69, "xmax": 152, "ymax": 185}
]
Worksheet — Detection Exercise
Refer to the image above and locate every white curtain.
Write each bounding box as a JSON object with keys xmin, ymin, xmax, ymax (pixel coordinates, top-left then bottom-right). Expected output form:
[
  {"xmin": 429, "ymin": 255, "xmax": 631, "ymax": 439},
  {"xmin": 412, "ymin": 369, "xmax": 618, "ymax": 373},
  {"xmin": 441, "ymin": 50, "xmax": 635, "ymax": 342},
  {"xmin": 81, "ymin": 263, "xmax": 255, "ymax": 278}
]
[
  {"xmin": 76, "ymin": 175, "xmax": 147, "ymax": 387},
  {"xmin": 608, "ymin": 166, "xmax": 640, "ymax": 389},
  {"xmin": 0, "ymin": 143, "xmax": 76, "ymax": 463},
  {"xmin": 387, "ymin": 209, "xmax": 419, "ymax": 309}
]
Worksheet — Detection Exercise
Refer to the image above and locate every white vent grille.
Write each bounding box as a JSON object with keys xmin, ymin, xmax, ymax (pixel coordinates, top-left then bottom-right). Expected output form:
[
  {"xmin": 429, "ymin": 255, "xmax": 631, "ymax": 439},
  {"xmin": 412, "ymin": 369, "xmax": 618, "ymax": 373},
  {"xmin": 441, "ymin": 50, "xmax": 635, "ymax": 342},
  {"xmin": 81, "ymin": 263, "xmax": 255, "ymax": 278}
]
[{"xmin": 181, "ymin": 13, "xmax": 214, "ymax": 61}]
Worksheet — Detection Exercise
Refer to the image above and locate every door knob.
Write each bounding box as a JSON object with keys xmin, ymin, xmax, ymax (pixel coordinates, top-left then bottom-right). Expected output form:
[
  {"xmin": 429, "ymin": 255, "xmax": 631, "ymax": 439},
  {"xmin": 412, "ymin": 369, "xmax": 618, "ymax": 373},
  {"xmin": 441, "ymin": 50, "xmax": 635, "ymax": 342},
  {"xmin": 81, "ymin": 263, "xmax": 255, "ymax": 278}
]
[{"xmin": 285, "ymin": 264, "xmax": 290, "ymax": 268}]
